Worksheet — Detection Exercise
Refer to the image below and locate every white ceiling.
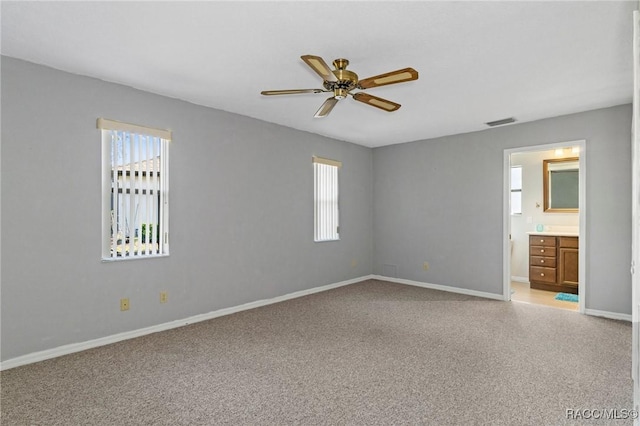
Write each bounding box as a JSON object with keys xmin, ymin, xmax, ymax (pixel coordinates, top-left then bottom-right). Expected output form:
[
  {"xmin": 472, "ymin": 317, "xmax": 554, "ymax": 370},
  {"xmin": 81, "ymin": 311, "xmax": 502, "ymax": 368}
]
[{"xmin": 1, "ymin": 1, "xmax": 635, "ymax": 148}]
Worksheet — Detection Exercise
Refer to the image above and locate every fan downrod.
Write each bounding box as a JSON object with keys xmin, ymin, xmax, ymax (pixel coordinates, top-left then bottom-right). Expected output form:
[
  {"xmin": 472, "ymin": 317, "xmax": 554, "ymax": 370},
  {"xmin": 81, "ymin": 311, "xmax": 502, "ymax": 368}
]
[{"xmin": 333, "ymin": 58, "xmax": 349, "ymax": 70}]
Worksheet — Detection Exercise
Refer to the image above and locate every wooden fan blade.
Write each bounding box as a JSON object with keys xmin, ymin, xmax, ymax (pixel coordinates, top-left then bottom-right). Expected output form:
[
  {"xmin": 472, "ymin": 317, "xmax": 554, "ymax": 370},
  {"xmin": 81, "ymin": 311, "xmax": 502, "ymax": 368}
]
[
  {"xmin": 301, "ymin": 55, "xmax": 338, "ymax": 82},
  {"xmin": 314, "ymin": 97, "xmax": 339, "ymax": 118},
  {"xmin": 352, "ymin": 92, "xmax": 401, "ymax": 112},
  {"xmin": 261, "ymin": 89, "xmax": 325, "ymax": 95},
  {"xmin": 358, "ymin": 67, "xmax": 418, "ymax": 89}
]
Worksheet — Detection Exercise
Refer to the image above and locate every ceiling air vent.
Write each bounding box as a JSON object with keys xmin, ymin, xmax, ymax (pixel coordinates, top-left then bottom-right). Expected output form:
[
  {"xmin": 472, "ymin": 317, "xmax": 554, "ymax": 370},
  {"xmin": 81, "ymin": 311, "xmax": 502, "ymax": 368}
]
[{"xmin": 485, "ymin": 117, "xmax": 517, "ymax": 127}]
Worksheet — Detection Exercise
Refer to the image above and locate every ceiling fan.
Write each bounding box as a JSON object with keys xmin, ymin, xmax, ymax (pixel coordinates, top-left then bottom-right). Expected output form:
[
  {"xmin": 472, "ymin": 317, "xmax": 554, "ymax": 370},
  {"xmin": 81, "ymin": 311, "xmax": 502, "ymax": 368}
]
[{"xmin": 261, "ymin": 55, "xmax": 418, "ymax": 118}]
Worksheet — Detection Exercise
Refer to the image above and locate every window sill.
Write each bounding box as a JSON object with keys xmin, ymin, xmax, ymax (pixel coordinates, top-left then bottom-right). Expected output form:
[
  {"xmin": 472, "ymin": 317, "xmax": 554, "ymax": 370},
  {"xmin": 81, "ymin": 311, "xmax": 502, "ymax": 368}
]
[{"xmin": 102, "ymin": 253, "xmax": 170, "ymax": 262}]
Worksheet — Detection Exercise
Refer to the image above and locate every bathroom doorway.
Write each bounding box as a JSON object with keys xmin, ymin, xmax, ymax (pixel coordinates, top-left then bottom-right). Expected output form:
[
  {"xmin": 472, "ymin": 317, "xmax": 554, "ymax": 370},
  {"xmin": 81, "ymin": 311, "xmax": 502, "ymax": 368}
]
[{"xmin": 503, "ymin": 141, "xmax": 586, "ymax": 313}]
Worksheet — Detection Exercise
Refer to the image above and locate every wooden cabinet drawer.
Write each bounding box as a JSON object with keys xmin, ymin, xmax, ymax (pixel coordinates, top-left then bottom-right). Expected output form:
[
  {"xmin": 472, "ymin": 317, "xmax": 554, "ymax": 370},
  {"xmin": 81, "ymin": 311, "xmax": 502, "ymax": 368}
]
[
  {"xmin": 530, "ymin": 266, "xmax": 557, "ymax": 283},
  {"xmin": 530, "ymin": 246, "xmax": 556, "ymax": 257},
  {"xmin": 530, "ymin": 256, "xmax": 556, "ymax": 267},
  {"xmin": 559, "ymin": 236, "xmax": 578, "ymax": 248},
  {"xmin": 529, "ymin": 235, "xmax": 556, "ymax": 247}
]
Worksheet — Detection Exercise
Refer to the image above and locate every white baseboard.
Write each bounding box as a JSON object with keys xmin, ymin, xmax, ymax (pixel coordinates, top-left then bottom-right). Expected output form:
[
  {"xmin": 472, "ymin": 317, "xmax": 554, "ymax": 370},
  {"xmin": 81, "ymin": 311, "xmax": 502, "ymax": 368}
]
[
  {"xmin": 371, "ymin": 275, "xmax": 504, "ymax": 301},
  {"xmin": 374, "ymin": 276, "xmax": 632, "ymax": 321},
  {"xmin": 584, "ymin": 308, "xmax": 632, "ymax": 322},
  {"xmin": 3, "ymin": 274, "xmax": 629, "ymax": 370},
  {"xmin": 510, "ymin": 276, "xmax": 529, "ymax": 283},
  {"xmin": 0, "ymin": 275, "xmax": 374, "ymax": 371}
]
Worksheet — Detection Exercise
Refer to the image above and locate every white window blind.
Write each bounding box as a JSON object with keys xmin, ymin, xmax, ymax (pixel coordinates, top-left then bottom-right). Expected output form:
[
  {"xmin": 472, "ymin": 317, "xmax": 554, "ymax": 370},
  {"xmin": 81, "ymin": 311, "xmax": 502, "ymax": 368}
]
[
  {"xmin": 313, "ymin": 156, "xmax": 341, "ymax": 242},
  {"xmin": 98, "ymin": 118, "xmax": 171, "ymax": 260}
]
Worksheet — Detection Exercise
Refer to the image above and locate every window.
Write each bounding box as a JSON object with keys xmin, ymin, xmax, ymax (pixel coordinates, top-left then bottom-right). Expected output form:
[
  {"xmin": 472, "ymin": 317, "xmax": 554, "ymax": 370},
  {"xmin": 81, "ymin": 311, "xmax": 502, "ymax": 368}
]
[
  {"xmin": 313, "ymin": 156, "xmax": 341, "ymax": 242},
  {"xmin": 510, "ymin": 166, "xmax": 522, "ymax": 215},
  {"xmin": 98, "ymin": 118, "xmax": 170, "ymax": 260}
]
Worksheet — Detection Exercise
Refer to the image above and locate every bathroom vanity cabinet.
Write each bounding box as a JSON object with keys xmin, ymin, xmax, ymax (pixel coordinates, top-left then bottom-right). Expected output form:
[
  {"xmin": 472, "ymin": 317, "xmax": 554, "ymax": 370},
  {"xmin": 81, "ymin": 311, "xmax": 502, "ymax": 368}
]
[{"xmin": 529, "ymin": 234, "xmax": 578, "ymax": 294}]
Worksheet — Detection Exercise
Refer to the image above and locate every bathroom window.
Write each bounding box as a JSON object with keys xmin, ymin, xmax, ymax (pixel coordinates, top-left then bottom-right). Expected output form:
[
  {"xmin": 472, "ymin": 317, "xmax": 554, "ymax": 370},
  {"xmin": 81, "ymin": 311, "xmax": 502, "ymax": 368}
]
[{"xmin": 510, "ymin": 166, "xmax": 522, "ymax": 215}]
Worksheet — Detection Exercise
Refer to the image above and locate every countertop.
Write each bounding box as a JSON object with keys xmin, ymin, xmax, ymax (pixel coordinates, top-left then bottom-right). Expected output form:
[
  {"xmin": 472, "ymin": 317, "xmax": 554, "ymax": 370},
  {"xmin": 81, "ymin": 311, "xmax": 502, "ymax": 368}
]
[{"xmin": 527, "ymin": 231, "xmax": 579, "ymax": 237}]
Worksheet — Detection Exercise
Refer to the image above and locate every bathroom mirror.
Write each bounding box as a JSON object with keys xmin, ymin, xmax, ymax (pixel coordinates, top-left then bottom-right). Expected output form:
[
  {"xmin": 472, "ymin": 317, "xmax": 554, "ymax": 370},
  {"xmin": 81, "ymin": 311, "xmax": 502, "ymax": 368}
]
[{"xmin": 543, "ymin": 157, "xmax": 579, "ymax": 212}]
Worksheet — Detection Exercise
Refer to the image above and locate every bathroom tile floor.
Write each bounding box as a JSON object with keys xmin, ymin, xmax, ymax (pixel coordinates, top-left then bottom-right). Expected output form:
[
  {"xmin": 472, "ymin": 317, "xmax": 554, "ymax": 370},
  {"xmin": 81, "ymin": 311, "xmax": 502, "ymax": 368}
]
[{"xmin": 510, "ymin": 281, "xmax": 578, "ymax": 312}]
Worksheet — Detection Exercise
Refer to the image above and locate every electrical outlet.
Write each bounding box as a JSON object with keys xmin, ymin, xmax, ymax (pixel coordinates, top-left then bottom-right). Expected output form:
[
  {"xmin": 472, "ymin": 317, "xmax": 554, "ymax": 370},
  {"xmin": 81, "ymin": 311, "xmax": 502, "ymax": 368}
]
[
  {"xmin": 423, "ymin": 262, "xmax": 430, "ymax": 271},
  {"xmin": 120, "ymin": 298, "xmax": 130, "ymax": 311},
  {"xmin": 160, "ymin": 291, "xmax": 168, "ymax": 304}
]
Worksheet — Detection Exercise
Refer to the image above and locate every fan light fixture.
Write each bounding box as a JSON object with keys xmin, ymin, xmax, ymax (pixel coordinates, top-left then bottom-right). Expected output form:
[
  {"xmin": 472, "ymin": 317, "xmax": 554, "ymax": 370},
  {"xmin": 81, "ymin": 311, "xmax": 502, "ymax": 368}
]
[{"xmin": 261, "ymin": 55, "xmax": 419, "ymax": 118}]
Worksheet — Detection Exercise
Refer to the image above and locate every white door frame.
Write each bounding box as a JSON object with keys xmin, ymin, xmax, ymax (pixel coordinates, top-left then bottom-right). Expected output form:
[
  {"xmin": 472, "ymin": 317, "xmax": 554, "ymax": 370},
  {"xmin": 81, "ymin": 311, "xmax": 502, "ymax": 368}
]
[
  {"xmin": 631, "ymin": 9, "xmax": 639, "ymax": 420},
  {"xmin": 503, "ymin": 140, "xmax": 586, "ymax": 314}
]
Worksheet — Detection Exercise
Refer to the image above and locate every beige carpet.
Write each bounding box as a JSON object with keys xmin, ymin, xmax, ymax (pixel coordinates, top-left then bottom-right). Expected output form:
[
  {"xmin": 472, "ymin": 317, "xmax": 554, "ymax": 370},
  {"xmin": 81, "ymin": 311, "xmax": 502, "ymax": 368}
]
[{"xmin": 0, "ymin": 279, "xmax": 632, "ymax": 425}]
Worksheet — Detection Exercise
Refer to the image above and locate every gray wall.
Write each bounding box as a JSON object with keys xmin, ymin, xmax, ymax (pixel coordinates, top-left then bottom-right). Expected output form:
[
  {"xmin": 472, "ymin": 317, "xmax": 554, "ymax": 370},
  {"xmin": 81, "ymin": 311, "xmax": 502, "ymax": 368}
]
[
  {"xmin": 1, "ymin": 56, "xmax": 633, "ymax": 362},
  {"xmin": 373, "ymin": 104, "xmax": 632, "ymax": 314},
  {"xmin": 1, "ymin": 57, "xmax": 373, "ymax": 361}
]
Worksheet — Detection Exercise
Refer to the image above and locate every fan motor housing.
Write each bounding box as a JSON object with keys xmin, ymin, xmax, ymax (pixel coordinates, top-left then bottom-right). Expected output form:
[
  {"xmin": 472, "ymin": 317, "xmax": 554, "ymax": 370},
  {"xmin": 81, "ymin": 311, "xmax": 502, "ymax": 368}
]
[{"xmin": 323, "ymin": 58, "xmax": 359, "ymax": 93}]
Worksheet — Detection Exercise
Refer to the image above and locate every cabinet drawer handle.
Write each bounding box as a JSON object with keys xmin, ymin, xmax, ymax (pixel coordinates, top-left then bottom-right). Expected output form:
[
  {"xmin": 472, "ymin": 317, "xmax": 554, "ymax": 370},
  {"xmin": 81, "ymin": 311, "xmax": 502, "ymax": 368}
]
[
  {"xmin": 540, "ymin": 239, "xmax": 544, "ymax": 243},
  {"xmin": 540, "ymin": 260, "xmax": 545, "ymax": 263},
  {"xmin": 540, "ymin": 273, "xmax": 545, "ymax": 277},
  {"xmin": 540, "ymin": 249, "xmax": 545, "ymax": 253}
]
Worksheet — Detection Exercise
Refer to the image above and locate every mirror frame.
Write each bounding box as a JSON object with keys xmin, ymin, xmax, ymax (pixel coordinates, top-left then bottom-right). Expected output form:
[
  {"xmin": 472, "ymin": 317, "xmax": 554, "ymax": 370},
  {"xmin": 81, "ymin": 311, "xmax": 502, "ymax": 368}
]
[{"xmin": 543, "ymin": 157, "xmax": 579, "ymax": 213}]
